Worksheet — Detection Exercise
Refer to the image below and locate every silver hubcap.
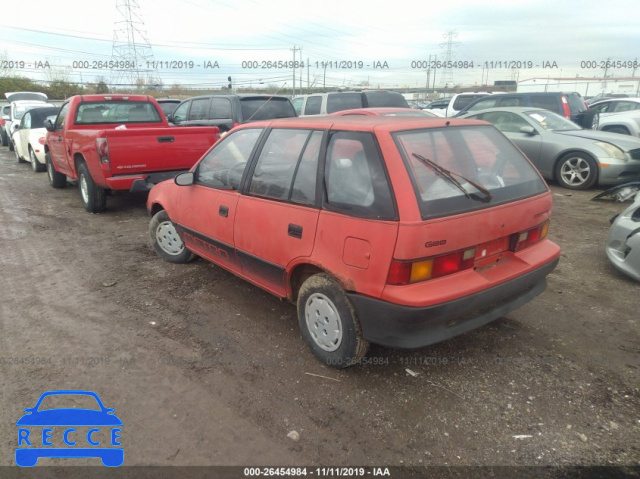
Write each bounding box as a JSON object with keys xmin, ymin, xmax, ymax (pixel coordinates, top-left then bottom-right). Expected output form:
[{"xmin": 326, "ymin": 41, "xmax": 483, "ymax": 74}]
[
  {"xmin": 80, "ymin": 174, "xmax": 89, "ymax": 203},
  {"xmin": 305, "ymin": 293, "xmax": 342, "ymax": 351},
  {"xmin": 155, "ymin": 221, "xmax": 185, "ymax": 255},
  {"xmin": 560, "ymin": 157, "xmax": 591, "ymax": 186}
]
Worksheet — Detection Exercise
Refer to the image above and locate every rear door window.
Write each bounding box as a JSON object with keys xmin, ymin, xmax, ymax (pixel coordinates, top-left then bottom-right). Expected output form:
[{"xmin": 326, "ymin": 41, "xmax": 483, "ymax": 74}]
[
  {"xmin": 324, "ymin": 131, "xmax": 396, "ymax": 220},
  {"xmin": 394, "ymin": 125, "xmax": 547, "ymax": 220},
  {"xmin": 189, "ymin": 98, "xmax": 211, "ymax": 121},
  {"xmin": 530, "ymin": 96, "xmax": 559, "ymax": 111},
  {"xmin": 304, "ymin": 96, "xmax": 322, "ymax": 115},
  {"xmin": 209, "ymin": 97, "xmax": 232, "ymax": 119}
]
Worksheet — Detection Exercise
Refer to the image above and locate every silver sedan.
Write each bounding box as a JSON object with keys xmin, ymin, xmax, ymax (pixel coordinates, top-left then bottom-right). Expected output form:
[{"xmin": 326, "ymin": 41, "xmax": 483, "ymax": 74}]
[{"xmin": 461, "ymin": 107, "xmax": 640, "ymax": 189}]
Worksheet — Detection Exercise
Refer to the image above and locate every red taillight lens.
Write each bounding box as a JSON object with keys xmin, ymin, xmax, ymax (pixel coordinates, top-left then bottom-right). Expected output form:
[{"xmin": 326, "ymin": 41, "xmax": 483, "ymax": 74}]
[
  {"xmin": 38, "ymin": 137, "xmax": 45, "ymax": 145},
  {"xmin": 387, "ymin": 248, "xmax": 476, "ymax": 285},
  {"xmin": 95, "ymin": 138, "xmax": 110, "ymax": 166},
  {"xmin": 561, "ymin": 96, "xmax": 570, "ymax": 118},
  {"xmin": 511, "ymin": 221, "xmax": 549, "ymax": 252}
]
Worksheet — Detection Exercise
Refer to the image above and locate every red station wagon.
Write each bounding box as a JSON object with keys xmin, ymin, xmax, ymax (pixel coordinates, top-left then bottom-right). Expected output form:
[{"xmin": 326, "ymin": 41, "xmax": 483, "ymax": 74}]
[{"xmin": 147, "ymin": 116, "xmax": 561, "ymax": 367}]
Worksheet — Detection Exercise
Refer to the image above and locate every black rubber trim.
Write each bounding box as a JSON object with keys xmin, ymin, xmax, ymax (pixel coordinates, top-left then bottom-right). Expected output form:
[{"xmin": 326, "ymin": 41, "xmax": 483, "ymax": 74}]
[{"xmin": 347, "ymin": 257, "xmax": 559, "ymax": 349}]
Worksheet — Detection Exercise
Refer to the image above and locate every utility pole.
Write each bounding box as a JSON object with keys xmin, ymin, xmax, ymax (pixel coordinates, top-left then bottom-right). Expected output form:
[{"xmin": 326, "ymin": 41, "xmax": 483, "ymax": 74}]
[
  {"xmin": 291, "ymin": 45, "xmax": 300, "ymax": 96},
  {"xmin": 440, "ymin": 30, "xmax": 460, "ymax": 88}
]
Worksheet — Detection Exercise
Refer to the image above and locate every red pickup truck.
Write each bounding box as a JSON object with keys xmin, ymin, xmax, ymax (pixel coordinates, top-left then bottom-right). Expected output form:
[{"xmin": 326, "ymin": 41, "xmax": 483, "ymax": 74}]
[{"xmin": 44, "ymin": 94, "xmax": 220, "ymax": 213}]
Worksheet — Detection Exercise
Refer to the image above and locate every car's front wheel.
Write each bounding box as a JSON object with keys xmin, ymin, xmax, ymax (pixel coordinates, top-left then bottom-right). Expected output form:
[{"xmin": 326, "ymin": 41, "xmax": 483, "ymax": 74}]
[
  {"xmin": 46, "ymin": 152, "xmax": 67, "ymax": 188},
  {"xmin": 78, "ymin": 162, "xmax": 106, "ymax": 213},
  {"xmin": 581, "ymin": 109, "xmax": 599, "ymax": 130},
  {"xmin": 149, "ymin": 209, "xmax": 196, "ymax": 263},
  {"xmin": 555, "ymin": 152, "xmax": 598, "ymax": 190},
  {"xmin": 29, "ymin": 147, "xmax": 45, "ymax": 172},
  {"xmin": 297, "ymin": 274, "xmax": 369, "ymax": 368}
]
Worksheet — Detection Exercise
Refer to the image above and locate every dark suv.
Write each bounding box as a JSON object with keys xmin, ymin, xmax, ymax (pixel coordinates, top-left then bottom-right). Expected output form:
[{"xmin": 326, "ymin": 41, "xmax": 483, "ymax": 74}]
[
  {"xmin": 455, "ymin": 92, "xmax": 599, "ymax": 129},
  {"xmin": 169, "ymin": 94, "xmax": 297, "ymax": 131}
]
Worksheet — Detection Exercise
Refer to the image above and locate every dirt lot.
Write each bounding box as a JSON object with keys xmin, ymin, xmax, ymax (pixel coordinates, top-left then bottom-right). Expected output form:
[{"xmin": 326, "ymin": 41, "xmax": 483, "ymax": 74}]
[{"xmin": 0, "ymin": 146, "xmax": 638, "ymax": 476}]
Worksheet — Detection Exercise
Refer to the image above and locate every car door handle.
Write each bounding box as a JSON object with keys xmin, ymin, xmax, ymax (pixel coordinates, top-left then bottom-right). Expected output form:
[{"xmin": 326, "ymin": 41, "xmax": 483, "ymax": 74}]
[
  {"xmin": 219, "ymin": 206, "xmax": 229, "ymax": 217},
  {"xmin": 157, "ymin": 136, "xmax": 174, "ymax": 143},
  {"xmin": 288, "ymin": 224, "xmax": 303, "ymax": 239}
]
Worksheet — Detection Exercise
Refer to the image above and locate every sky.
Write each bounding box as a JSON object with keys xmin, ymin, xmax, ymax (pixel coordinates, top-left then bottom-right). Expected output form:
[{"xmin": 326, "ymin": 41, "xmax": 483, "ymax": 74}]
[{"xmin": 0, "ymin": 0, "xmax": 638, "ymax": 93}]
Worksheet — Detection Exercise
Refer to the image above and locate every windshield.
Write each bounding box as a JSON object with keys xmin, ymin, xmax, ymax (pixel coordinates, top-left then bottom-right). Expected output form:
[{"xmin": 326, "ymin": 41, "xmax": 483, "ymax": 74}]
[
  {"xmin": 393, "ymin": 125, "xmax": 547, "ymax": 219},
  {"xmin": 524, "ymin": 110, "xmax": 581, "ymax": 131}
]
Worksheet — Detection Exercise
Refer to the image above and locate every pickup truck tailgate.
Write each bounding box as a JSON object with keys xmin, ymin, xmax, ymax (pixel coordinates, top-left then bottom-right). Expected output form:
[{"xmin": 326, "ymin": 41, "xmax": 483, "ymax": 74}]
[{"xmin": 103, "ymin": 126, "xmax": 218, "ymax": 175}]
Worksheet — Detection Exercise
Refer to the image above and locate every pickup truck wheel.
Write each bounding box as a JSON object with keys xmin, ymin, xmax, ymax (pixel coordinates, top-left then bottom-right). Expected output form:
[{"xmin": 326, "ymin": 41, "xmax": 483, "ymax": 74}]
[
  {"xmin": 555, "ymin": 152, "xmax": 598, "ymax": 190},
  {"xmin": 149, "ymin": 210, "xmax": 195, "ymax": 263},
  {"xmin": 297, "ymin": 274, "xmax": 369, "ymax": 368},
  {"xmin": 29, "ymin": 147, "xmax": 45, "ymax": 172},
  {"xmin": 78, "ymin": 162, "xmax": 106, "ymax": 213},
  {"xmin": 46, "ymin": 152, "xmax": 67, "ymax": 188}
]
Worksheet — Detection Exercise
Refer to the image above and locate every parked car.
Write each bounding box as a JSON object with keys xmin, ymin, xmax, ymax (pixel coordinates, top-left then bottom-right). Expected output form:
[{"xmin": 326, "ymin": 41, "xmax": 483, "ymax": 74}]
[
  {"xmin": 147, "ymin": 115, "xmax": 560, "ymax": 367},
  {"xmin": 45, "ymin": 94, "xmax": 220, "ymax": 213},
  {"xmin": 455, "ymin": 91, "xmax": 598, "ymax": 129},
  {"xmin": 586, "ymin": 93, "xmax": 630, "ymax": 105},
  {"xmin": 461, "ymin": 107, "xmax": 640, "ymax": 189},
  {"xmin": 444, "ymin": 92, "xmax": 506, "ymax": 117},
  {"xmin": 330, "ymin": 107, "xmax": 438, "ymax": 118},
  {"xmin": 155, "ymin": 98, "xmax": 182, "ymax": 118},
  {"xmin": 11, "ymin": 106, "xmax": 59, "ymax": 172},
  {"xmin": 291, "ymin": 90, "xmax": 409, "ymax": 116},
  {"xmin": 170, "ymin": 94, "xmax": 296, "ymax": 132},
  {"xmin": 588, "ymin": 98, "xmax": 640, "ymax": 136},
  {"xmin": 4, "ymin": 92, "xmax": 53, "ymax": 151}
]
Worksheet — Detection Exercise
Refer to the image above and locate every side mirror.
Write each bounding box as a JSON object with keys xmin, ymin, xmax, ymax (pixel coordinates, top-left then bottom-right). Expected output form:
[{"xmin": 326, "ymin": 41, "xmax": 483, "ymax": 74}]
[
  {"xmin": 520, "ymin": 126, "xmax": 537, "ymax": 135},
  {"xmin": 44, "ymin": 119, "xmax": 55, "ymax": 132},
  {"xmin": 175, "ymin": 171, "xmax": 194, "ymax": 186}
]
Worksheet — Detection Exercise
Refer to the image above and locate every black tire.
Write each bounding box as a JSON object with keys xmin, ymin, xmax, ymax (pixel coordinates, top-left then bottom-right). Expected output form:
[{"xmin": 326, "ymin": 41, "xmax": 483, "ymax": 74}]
[
  {"xmin": 555, "ymin": 152, "xmax": 598, "ymax": 190},
  {"xmin": 46, "ymin": 152, "xmax": 67, "ymax": 188},
  {"xmin": 605, "ymin": 126, "xmax": 630, "ymax": 135},
  {"xmin": 9, "ymin": 139, "xmax": 14, "ymax": 151},
  {"xmin": 297, "ymin": 274, "xmax": 369, "ymax": 368},
  {"xmin": 14, "ymin": 143, "xmax": 26, "ymax": 163},
  {"xmin": 78, "ymin": 162, "xmax": 106, "ymax": 213},
  {"xmin": 0, "ymin": 129, "xmax": 7, "ymax": 146},
  {"xmin": 580, "ymin": 109, "xmax": 599, "ymax": 130},
  {"xmin": 29, "ymin": 147, "xmax": 45, "ymax": 172},
  {"xmin": 149, "ymin": 209, "xmax": 196, "ymax": 263}
]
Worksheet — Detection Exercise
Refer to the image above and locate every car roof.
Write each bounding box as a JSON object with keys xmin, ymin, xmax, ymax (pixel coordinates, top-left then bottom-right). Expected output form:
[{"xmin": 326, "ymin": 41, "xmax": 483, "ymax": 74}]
[{"xmin": 237, "ymin": 115, "xmax": 486, "ymax": 133}]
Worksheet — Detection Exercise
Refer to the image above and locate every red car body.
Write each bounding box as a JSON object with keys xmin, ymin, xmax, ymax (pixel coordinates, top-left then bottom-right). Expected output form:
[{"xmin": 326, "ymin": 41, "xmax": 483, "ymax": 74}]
[
  {"xmin": 44, "ymin": 94, "xmax": 219, "ymax": 212},
  {"xmin": 147, "ymin": 116, "xmax": 560, "ymax": 366},
  {"xmin": 331, "ymin": 107, "xmax": 439, "ymax": 118}
]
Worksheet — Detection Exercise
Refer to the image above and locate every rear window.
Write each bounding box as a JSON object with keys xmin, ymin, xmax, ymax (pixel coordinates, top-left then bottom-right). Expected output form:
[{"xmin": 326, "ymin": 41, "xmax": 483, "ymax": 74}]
[
  {"xmin": 393, "ymin": 125, "xmax": 547, "ymax": 220},
  {"xmin": 326, "ymin": 93, "xmax": 363, "ymax": 113},
  {"xmin": 363, "ymin": 91, "xmax": 409, "ymax": 108},
  {"xmin": 240, "ymin": 97, "xmax": 296, "ymax": 122},
  {"xmin": 530, "ymin": 96, "xmax": 560, "ymax": 112},
  {"xmin": 566, "ymin": 93, "xmax": 587, "ymax": 113},
  {"xmin": 76, "ymin": 101, "xmax": 162, "ymax": 124}
]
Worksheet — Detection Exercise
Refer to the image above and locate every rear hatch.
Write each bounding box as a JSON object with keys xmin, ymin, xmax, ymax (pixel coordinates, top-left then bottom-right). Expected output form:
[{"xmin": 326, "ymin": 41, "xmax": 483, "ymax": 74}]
[
  {"xmin": 386, "ymin": 124, "xmax": 556, "ymax": 306},
  {"xmin": 5, "ymin": 92, "xmax": 48, "ymax": 102}
]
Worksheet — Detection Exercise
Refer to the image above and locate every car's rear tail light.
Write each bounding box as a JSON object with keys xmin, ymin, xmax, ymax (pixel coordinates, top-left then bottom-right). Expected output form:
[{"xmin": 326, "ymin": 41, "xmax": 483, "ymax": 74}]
[
  {"xmin": 0, "ymin": 118, "xmax": 5, "ymax": 126},
  {"xmin": 95, "ymin": 138, "xmax": 110, "ymax": 168},
  {"xmin": 510, "ymin": 221, "xmax": 549, "ymax": 252},
  {"xmin": 387, "ymin": 248, "xmax": 477, "ymax": 285},
  {"xmin": 561, "ymin": 96, "xmax": 571, "ymax": 118},
  {"xmin": 38, "ymin": 136, "xmax": 46, "ymax": 145}
]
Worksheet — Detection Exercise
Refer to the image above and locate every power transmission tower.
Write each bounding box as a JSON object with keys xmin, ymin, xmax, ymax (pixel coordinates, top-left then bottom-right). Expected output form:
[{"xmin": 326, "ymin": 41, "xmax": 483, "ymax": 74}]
[
  {"xmin": 440, "ymin": 30, "xmax": 460, "ymax": 88},
  {"xmin": 110, "ymin": 0, "xmax": 158, "ymax": 91}
]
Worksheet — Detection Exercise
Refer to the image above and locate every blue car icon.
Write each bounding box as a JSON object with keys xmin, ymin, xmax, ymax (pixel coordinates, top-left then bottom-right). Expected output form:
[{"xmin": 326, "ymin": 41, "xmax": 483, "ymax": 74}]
[{"xmin": 16, "ymin": 390, "xmax": 123, "ymax": 467}]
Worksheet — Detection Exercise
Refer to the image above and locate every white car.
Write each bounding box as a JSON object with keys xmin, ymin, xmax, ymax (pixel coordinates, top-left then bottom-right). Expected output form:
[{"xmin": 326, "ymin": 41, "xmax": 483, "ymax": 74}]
[
  {"xmin": 11, "ymin": 106, "xmax": 59, "ymax": 172},
  {"xmin": 589, "ymin": 98, "xmax": 640, "ymax": 136},
  {"xmin": 3, "ymin": 92, "xmax": 52, "ymax": 151}
]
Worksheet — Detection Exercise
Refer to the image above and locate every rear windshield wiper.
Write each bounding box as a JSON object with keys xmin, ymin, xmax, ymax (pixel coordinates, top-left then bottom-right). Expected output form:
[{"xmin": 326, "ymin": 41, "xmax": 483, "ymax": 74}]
[{"xmin": 412, "ymin": 153, "xmax": 493, "ymax": 203}]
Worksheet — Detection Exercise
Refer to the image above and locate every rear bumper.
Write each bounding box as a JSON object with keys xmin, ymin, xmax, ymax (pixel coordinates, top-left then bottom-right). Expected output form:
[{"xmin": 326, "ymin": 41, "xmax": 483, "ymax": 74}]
[
  {"xmin": 347, "ymin": 257, "xmax": 559, "ymax": 349},
  {"xmin": 105, "ymin": 170, "xmax": 186, "ymax": 192}
]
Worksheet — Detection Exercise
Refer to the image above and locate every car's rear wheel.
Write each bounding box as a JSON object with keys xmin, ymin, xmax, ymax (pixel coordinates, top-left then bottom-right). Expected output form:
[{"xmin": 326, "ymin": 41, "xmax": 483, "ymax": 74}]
[
  {"xmin": 78, "ymin": 162, "xmax": 106, "ymax": 213},
  {"xmin": 46, "ymin": 152, "xmax": 67, "ymax": 188},
  {"xmin": 297, "ymin": 274, "xmax": 369, "ymax": 368},
  {"xmin": 8, "ymin": 138, "xmax": 14, "ymax": 151},
  {"xmin": 0, "ymin": 129, "xmax": 7, "ymax": 146},
  {"xmin": 555, "ymin": 152, "xmax": 598, "ymax": 190},
  {"xmin": 29, "ymin": 147, "xmax": 45, "ymax": 172},
  {"xmin": 149, "ymin": 209, "xmax": 196, "ymax": 263}
]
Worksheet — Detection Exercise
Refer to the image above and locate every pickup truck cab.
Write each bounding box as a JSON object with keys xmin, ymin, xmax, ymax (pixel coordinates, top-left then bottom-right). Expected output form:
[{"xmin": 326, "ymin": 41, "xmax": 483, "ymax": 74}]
[{"xmin": 45, "ymin": 94, "xmax": 220, "ymax": 213}]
